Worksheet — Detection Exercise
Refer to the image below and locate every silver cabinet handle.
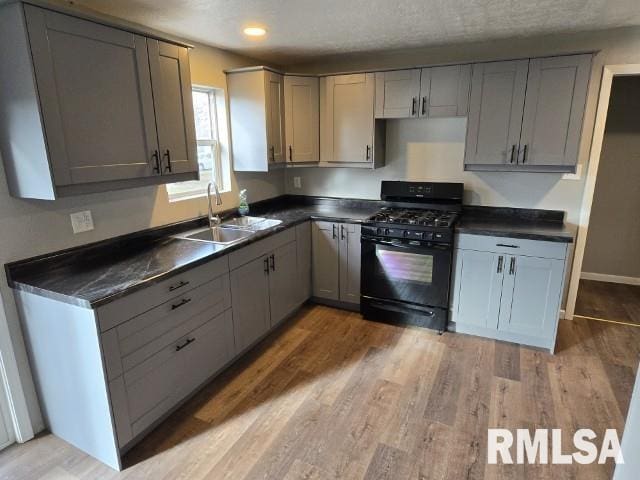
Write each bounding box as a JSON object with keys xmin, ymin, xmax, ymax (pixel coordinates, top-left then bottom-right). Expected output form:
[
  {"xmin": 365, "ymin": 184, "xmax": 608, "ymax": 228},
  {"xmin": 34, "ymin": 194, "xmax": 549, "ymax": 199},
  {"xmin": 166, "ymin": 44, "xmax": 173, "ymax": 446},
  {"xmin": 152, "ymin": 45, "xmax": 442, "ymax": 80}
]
[
  {"xmin": 521, "ymin": 144, "xmax": 528, "ymax": 164},
  {"xmin": 270, "ymin": 253, "xmax": 275, "ymax": 271},
  {"xmin": 269, "ymin": 145, "xmax": 275, "ymax": 161},
  {"xmin": 163, "ymin": 149, "xmax": 172, "ymax": 172},
  {"xmin": 497, "ymin": 256, "xmax": 504, "ymax": 274},
  {"xmin": 411, "ymin": 97, "xmax": 417, "ymax": 116},
  {"xmin": 421, "ymin": 96, "xmax": 427, "ymax": 116},
  {"xmin": 152, "ymin": 150, "xmax": 160, "ymax": 174},
  {"xmin": 332, "ymin": 224, "xmax": 337, "ymax": 239},
  {"xmin": 496, "ymin": 244, "xmax": 519, "ymax": 249},
  {"xmin": 288, "ymin": 145, "xmax": 293, "ymax": 161},
  {"xmin": 171, "ymin": 298, "xmax": 191, "ymax": 310},
  {"xmin": 340, "ymin": 225, "xmax": 345, "ymax": 240},
  {"xmin": 264, "ymin": 257, "xmax": 270, "ymax": 274},
  {"xmin": 366, "ymin": 145, "xmax": 371, "ymax": 160},
  {"xmin": 509, "ymin": 257, "xmax": 516, "ymax": 275}
]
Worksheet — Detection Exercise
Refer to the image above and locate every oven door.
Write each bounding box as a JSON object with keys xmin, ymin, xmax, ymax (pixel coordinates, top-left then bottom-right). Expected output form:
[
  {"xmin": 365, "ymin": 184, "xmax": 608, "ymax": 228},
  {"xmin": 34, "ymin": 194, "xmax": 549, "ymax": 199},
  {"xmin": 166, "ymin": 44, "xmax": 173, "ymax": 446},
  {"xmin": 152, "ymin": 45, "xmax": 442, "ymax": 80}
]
[{"xmin": 361, "ymin": 235, "xmax": 452, "ymax": 308}]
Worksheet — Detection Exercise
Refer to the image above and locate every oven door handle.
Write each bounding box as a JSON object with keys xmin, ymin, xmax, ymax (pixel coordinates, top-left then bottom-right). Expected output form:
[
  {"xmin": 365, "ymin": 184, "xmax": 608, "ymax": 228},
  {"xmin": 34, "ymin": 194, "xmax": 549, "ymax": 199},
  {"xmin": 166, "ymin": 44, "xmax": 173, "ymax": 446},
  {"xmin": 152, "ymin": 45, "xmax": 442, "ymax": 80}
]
[{"xmin": 361, "ymin": 235, "xmax": 450, "ymax": 251}]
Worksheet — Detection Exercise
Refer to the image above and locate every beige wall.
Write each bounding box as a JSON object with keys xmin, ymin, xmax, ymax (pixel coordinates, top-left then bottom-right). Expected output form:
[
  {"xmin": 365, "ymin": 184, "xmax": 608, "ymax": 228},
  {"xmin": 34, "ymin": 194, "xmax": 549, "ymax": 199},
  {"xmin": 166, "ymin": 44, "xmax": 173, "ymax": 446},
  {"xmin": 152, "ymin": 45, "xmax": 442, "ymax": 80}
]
[
  {"xmin": 0, "ymin": 41, "xmax": 284, "ymax": 433},
  {"xmin": 582, "ymin": 76, "xmax": 640, "ymax": 279}
]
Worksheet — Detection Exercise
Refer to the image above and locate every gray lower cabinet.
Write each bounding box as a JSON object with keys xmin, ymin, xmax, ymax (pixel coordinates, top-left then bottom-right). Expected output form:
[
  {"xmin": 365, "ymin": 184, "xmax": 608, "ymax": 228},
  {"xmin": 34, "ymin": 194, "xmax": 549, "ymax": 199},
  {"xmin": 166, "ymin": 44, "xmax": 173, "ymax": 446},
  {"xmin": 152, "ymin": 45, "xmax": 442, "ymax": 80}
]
[
  {"xmin": 312, "ymin": 221, "xmax": 361, "ymax": 305},
  {"xmin": 295, "ymin": 222, "xmax": 312, "ymax": 304},
  {"xmin": 451, "ymin": 234, "xmax": 568, "ymax": 351},
  {"xmin": 230, "ymin": 255, "xmax": 271, "ymax": 352},
  {"xmin": 0, "ymin": 3, "xmax": 197, "ymax": 200},
  {"xmin": 465, "ymin": 54, "xmax": 591, "ymax": 173},
  {"xmin": 269, "ymin": 241, "xmax": 301, "ymax": 326}
]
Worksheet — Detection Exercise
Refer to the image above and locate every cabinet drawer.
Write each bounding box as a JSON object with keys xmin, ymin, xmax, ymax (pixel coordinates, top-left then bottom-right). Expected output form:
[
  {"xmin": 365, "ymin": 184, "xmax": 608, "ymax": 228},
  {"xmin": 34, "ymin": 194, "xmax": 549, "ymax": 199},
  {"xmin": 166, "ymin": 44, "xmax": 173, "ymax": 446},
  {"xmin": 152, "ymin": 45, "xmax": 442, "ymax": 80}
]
[
  {"xmin": 455, "ymin": 233, "xmax": 568, "ymax": 260},
  {"xmin": 102, "ymin": 274, "xmax": 230, "ymax": 380},
  {"xmin": 97, "ymin": 255, "xmax": 229, "ymax": 332},
  {"xmin": 121, "ymin": 308, "xmax": 234, "ymax": 438},
  {"xmin": 228, "ymin": 227, "xmax": 295, "ymax": 270}
]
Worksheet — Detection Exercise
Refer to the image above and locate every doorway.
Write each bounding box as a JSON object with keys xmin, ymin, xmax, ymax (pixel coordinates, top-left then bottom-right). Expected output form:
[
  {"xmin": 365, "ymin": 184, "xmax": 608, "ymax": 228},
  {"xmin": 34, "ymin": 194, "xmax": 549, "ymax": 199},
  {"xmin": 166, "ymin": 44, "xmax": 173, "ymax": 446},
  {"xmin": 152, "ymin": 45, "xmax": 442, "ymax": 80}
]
[
  {"xmin": 574, "ymin": 75, "xmax": 640, "ymax": 326},
  {"xmin": 565, "ymin": 64, "xmax": 640, "ymax": 324}
]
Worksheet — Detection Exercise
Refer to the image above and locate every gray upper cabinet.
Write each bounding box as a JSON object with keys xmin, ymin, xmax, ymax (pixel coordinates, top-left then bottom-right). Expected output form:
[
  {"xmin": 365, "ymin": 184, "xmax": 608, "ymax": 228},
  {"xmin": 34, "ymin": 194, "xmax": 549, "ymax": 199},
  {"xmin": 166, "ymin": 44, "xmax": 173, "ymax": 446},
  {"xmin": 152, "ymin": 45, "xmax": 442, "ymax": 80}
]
[
  {"xmin": 465, "ymin": 54, "xmax": 591, "ymax": 172},
  {"xmin": 148, "ymin": 40, "xmax": 198, "ymax": 175},
  {"xmin": 284, "ymin": 76, "xmax": 319, "ymax": 163},
  {"xmin": 320, "ymin": 73, "xmax": 385, "ymax": 168},
  {"xmin": 0, "ymin": 3, "xmax": 198, "ymax": 199},
  {"xmin": 420, "ymin": 64, "xmax": 471, "ymax": 118},
  {"xmin": 227, "ymin": 67, "xmax": 285, "ymax": 172},
  {"xmin": 465, "ymin": 59, "xmax": 529, "ymax": 167},
  {"xmin": 374, "ymin": 65, "xmax": 470, "ymax": 119},
  {"xmin": 518, "ymin": 55, "xmax": 591, "ymax": 169},
  {"xmin": 374, "ymin": 69, "xmax": 421, "ymax": 118}
]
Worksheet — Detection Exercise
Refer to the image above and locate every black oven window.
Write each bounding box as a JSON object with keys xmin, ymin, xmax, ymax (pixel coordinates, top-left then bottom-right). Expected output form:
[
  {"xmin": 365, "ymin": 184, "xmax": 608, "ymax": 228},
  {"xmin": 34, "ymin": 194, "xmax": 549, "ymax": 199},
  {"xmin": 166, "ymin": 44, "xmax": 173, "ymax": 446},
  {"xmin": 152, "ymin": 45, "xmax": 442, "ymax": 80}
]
[{"xmin": 376, "ymin": 250, "xmax": 433, "ymax": 284}]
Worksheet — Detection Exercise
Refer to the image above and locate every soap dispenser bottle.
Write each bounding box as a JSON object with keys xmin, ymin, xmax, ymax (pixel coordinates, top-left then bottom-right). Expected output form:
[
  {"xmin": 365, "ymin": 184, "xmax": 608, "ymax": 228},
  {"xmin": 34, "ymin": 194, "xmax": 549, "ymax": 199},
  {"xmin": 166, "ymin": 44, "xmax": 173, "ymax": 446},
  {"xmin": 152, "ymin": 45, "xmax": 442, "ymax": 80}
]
[{"xmin": 238, "ymin": 189, "xmax": 249, "ymax": 216}]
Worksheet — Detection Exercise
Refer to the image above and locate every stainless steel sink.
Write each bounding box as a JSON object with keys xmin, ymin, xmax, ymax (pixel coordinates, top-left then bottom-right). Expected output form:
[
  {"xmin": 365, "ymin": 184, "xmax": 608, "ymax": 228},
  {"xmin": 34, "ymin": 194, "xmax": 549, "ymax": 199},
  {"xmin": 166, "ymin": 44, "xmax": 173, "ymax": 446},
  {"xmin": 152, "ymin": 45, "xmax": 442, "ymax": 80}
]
[
  {"xmin": 221, "ymin": 217, "xmax": 282, "ymax": 231},
  {"xmin": 221, "ymin": 216, "xmax": 267, "ymax": 228},
  {"xmin": 178, "ymin": 227, "xmax": 254, "ymax": 245}
]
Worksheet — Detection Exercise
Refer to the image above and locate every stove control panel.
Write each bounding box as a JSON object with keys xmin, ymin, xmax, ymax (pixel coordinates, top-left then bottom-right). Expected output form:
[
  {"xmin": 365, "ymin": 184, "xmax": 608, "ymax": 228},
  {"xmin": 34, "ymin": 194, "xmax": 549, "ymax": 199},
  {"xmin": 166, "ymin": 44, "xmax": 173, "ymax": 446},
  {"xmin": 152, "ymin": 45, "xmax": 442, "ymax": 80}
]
[{"xmin": 363, "ymin": 226, "xmax": 451, "ymax": 243}]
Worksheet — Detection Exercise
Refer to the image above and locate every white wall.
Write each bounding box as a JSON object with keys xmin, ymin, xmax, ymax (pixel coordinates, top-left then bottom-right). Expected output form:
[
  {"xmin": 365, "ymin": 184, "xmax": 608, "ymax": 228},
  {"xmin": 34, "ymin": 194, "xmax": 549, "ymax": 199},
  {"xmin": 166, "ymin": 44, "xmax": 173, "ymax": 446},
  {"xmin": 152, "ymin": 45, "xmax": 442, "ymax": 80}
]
[
  {"xmin": 582, "ymin": 76, "xmax": 640, "ymax": 279},
  {"xmin": 0, "ymin": 41, "xmax": 285, "ymax": 435}
]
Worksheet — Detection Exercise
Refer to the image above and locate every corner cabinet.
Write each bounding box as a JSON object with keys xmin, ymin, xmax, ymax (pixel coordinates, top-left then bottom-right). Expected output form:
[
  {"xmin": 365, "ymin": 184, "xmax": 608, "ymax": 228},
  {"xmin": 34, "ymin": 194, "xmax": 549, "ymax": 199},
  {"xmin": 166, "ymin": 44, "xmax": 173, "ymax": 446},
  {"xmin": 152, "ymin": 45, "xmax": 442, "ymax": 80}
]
[
  {"xmin": 374, "ymin": 65, "xmax": 471, "ymax": 119},
  {"xmin": 320, "ymin": 74, "xmax": 385, "ymax": 168},
  {"xmin": 312, "ymin": 221, "xmax": 361, "ymax": 304},
  {"xmin": 0, "ymin": 3, "xmax": 198, "ymax": 200},
  {"xmin": 450, "ymin": 234, "xmax": 569, "ymax": 351},
  {"xmin": 226, "ymin": 67, "xmax": 286, "ymax": 171},
  {"xmin": 284, "ymin": 76, "xmax": 320, "ymax": 164},
  {"xmin": 464, "ymin": 54, "xmax": 591, "ymax": 173}
]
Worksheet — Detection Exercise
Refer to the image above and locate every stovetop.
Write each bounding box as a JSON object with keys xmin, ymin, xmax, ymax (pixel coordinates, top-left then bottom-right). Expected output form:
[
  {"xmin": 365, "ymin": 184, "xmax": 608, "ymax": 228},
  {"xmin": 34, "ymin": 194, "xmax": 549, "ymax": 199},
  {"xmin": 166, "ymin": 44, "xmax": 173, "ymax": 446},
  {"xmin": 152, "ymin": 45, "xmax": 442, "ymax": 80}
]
[{"xmin": 367, "ymin": 207, "xmax": 458, "ymax": 228}]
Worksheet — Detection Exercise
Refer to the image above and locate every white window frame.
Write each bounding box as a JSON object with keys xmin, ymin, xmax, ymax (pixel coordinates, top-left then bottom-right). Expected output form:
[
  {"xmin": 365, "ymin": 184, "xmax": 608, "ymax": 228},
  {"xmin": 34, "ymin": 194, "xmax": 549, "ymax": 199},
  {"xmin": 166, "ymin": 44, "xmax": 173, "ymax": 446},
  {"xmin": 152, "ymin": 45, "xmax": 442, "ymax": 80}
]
[{"xmin": 166, "ymin": 86, "xmax": 230, "ymax": 202}]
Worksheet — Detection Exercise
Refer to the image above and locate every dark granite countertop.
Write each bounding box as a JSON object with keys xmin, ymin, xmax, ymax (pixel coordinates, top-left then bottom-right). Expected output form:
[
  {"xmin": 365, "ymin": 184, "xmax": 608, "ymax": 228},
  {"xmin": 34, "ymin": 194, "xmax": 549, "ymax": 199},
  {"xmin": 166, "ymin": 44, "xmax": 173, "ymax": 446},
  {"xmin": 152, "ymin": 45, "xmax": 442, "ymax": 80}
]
[
  {"xmin": 5, "ymin": 196, "xmax": 380, "ymax": 309},
  {"xmin": 455, "ymin": 206, "xmax": 575, "ymax": 243}
]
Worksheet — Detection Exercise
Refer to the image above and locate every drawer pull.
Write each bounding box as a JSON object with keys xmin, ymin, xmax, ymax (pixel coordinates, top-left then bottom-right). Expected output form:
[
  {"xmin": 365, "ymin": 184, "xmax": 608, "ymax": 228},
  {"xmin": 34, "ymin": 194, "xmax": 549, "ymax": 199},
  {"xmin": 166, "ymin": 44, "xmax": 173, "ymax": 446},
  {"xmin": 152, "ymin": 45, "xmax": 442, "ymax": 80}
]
[
  {"xmin": 171, "ymin": 298, "xmax": 191, "ymax": 310},
  {"xmin": 496, "ymin": 244, "xmax": 520, "ymax": 249},
  {"xmin": 169, "ymin": 280, "xmax": 190, "ymax": 292},
  {"xmin": 175, "ymin": 337, "xmax": 195, "ymax": 351}
]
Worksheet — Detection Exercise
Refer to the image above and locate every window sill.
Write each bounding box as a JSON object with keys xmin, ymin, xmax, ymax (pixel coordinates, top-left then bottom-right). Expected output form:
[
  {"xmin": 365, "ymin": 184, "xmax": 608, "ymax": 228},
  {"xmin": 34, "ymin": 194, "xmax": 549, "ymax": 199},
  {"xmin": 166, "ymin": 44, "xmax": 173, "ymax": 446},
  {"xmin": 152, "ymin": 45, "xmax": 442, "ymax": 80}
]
[{"xmin": 168, "ymin": 189, "xmax": 231, "ymax": 203}]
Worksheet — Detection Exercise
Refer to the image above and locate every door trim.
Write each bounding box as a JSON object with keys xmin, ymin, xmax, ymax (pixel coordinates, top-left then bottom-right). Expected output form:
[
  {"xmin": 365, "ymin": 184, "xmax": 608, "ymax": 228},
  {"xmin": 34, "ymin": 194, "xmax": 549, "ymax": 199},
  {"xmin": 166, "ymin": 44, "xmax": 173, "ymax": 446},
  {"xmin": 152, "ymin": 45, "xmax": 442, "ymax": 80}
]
[{"xmin": 565, "ymin": 63, "xmax": 640, "ymax": 320}]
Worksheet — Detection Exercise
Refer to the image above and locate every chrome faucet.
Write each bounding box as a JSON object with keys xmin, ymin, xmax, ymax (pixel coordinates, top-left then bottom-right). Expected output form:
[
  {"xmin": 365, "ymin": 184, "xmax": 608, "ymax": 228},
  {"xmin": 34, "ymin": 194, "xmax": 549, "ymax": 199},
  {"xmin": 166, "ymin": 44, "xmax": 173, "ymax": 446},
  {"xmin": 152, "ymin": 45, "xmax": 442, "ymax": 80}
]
[{"xmin": 207, "ymin": 181, "xmax": 223, "ymax": 228}]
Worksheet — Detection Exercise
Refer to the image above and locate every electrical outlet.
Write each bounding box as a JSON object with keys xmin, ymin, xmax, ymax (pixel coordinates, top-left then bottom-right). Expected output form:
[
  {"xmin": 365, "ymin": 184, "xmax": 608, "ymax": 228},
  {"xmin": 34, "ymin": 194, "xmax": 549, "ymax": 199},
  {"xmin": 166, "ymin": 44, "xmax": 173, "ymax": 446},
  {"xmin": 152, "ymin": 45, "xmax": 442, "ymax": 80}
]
[
  {"xmin": 70, "ymin": 210, "xmax": 94, "ymax": 234},
  {"xmin": 293, "ymin": 176, "xmax": 302, "ymax": 189}
]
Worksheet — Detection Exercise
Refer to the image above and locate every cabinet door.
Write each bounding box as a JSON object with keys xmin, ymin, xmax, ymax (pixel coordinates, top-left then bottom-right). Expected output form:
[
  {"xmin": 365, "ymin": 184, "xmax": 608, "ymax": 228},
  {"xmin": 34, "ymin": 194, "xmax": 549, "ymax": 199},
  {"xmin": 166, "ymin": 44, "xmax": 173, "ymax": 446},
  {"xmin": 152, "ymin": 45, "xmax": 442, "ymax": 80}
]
[
  {"xmin": 420, "ymin": 65, "xmax": 471, "ymax": 118},
  {"xmin": 465, "ymin": 60, "xmax": 529, "ymax": 166},
  {"xmin": 374, "ymin": 69, "xmax": 421, "ymax": 118},
  {"xmin": 323, "ymin": 74, "xmax": 375, "ymax": 163},
  {"xmin": 284, "ymin": 76, "xmax": 319, "ymax": 163},
  {"xmin": 269, "ymin": 241, "xmax": 300, "ymax": 326},
  {"xmin": 24, "ymin": 5, "xmax": 159, "ymax": 186},
  {"xmin": 296, "ymin": 222, "xmax": 312, "ymax": 305},
  {"xmin": 339, "ymin": 223, "xmax": 361, "ymax": 304},
  {"xmin": 230, "ymin": 256, "xmax": 271, "ymax": 352},
  {"xmin": 265, "ymin": 70, "xmax": 285, "ymax": 164},
  {"xmin": 0, "ymin": 379, "xmax": 13, "ymax": 450},
  {"xmin": 453, "ymin": 250, "xmax": 505, "ymax": 328},
  {"xmin": 518, "ymin": 55, "xmax": 591, "ymax": 169},
  {"xmin": 312, "ymin": 221, "xmax": 340, "ymax": 301},
  {"xmin": 148, "ymin": 40, "xmax": 198, "ymax": 175},
  {"xmin": 498, "ymin": 255, "xmax": 564, "ymax": 340},
  {"xmin": 180, "ymin": 309, "xmax": 235, "ymax": 396}
]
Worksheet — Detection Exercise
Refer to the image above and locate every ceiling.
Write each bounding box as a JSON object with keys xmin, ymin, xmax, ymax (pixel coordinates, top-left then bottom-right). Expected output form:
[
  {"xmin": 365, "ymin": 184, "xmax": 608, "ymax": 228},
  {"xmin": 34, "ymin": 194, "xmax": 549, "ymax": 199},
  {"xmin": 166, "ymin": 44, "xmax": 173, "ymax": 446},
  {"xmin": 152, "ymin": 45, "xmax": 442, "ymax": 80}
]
[{"xmin": 74, "ymin": 0, "xmax": 640, "ymax": 65}]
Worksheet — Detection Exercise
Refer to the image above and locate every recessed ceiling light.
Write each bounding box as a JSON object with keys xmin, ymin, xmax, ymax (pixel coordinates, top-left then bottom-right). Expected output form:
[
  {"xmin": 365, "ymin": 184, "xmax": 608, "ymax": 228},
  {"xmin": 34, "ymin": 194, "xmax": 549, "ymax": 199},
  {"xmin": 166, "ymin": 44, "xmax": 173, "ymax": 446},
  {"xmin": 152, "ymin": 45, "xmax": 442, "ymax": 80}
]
[{"xmin": 243, "ymin": 26, "xmax": 267, "ymax": 37}]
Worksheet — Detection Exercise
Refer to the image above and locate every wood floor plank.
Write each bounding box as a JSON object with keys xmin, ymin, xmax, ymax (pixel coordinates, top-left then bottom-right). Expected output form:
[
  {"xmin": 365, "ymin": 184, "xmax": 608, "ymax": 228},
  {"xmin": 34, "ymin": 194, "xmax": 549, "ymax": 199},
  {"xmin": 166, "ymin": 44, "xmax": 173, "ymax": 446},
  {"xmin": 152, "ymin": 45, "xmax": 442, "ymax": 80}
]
[
  {"xmin": 1, "ymin": 305, "xmax": 637, "ymax": 480},
  {"xmin": 494, "ymin": 341, "xmax": 521, "ymax": 381}
]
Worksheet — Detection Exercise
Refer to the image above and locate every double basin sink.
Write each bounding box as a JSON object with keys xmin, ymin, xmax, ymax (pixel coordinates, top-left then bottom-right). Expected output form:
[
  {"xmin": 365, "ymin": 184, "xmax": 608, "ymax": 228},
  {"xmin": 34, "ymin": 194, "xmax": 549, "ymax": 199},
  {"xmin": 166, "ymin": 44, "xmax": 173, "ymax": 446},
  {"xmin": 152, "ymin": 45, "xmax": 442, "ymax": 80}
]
[{"xmin": 175, "ymin": 216, "xmax": 282, "ymax": 246}]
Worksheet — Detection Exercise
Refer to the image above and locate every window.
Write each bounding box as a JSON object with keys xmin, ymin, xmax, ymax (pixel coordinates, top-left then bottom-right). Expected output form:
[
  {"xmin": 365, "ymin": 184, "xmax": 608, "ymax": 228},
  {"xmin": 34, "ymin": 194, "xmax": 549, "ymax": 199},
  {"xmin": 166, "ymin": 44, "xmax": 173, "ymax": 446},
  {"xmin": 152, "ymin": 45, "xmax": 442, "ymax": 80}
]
[{"xmin": 166, "ymin": 86, "xmax": 230, "ymax": 201}]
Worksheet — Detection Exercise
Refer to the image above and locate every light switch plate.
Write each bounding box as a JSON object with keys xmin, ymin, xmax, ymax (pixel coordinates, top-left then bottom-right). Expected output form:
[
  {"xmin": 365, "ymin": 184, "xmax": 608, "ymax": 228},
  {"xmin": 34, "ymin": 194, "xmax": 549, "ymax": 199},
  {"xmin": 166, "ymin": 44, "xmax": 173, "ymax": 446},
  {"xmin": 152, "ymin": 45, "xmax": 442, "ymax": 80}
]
[
  {"xmin": 293, "ymin": 176, "xmax": 302, "ymax": 189},
  {"xmin": 70, "ymin": 210, "xmax": 94, "ymax": 233}
]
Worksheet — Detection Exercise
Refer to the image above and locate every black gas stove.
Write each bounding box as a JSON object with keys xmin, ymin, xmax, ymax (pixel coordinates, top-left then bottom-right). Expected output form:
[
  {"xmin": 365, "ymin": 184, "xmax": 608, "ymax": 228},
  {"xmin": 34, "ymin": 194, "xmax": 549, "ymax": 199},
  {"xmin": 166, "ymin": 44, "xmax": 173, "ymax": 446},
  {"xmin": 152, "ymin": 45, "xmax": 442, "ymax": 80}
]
[{"xmin": 360, "ymin": 181, "xmax": 463, "ymax": 333}]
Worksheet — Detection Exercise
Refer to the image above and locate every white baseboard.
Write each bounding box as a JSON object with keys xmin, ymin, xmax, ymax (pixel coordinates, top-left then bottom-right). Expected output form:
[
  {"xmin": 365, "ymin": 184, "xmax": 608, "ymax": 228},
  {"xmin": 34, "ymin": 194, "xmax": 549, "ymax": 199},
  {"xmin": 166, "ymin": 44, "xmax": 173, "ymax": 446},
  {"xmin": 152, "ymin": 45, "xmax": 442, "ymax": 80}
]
[{"xmin": 580, "ymin": 272, "xmax": 640, "ymax": 286}]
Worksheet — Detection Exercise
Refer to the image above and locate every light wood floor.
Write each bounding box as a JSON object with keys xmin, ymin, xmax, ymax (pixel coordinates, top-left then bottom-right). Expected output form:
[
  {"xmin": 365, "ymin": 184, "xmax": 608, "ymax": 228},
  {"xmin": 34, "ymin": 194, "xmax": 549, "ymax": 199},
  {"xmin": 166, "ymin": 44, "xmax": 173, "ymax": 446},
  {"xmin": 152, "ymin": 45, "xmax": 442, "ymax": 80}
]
[
  {"xmin": 576, "ymin": 279, "xmax": 640, "ymax": 326},
  {"xmin": 1, "ymin": 304, "xmax": 639, "ymax": 479}
]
